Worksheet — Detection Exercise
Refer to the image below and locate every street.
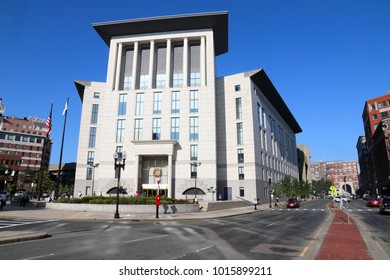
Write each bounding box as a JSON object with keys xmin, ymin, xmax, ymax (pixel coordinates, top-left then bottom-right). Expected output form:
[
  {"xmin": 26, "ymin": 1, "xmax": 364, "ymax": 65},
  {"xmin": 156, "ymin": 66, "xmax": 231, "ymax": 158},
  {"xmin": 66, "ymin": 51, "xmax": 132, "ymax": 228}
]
[{"xmin": 0, "ymin": 199, "xmax": 388, "ymax": 260}]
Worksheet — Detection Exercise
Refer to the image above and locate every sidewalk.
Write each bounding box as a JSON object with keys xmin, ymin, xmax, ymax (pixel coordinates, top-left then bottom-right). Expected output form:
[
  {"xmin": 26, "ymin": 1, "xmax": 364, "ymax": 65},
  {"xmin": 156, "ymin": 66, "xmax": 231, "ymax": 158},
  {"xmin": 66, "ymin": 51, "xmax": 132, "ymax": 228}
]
[{"xmin": 0, "ymin": 201, "xmax": 373, "ymax": 259}]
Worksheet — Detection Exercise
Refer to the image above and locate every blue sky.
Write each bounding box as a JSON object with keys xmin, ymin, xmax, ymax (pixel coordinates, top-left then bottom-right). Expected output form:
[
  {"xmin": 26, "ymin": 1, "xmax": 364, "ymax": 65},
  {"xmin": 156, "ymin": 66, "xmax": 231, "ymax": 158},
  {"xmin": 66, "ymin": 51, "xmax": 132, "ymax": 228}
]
[{"xmin": 1, "ymin": 0, "xmax": 389, "ymax": 165}]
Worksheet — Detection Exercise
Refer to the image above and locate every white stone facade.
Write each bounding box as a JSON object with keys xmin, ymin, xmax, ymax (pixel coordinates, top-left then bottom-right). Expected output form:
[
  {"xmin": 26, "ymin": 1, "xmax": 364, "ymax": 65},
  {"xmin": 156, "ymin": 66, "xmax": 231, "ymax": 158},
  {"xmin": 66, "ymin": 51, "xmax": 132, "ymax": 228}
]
[{"xmin": 74, "ymin": 12, "xmax": 301, "ymax": 202}]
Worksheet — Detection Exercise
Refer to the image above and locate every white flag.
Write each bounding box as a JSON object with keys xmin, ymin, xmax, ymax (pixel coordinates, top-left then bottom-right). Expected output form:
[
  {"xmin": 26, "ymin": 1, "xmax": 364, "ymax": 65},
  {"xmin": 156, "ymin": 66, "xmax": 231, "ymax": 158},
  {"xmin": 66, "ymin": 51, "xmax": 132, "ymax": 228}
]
[{"xmin": 62, "ymin": 98, "xmax": 68, "ymax": 116}]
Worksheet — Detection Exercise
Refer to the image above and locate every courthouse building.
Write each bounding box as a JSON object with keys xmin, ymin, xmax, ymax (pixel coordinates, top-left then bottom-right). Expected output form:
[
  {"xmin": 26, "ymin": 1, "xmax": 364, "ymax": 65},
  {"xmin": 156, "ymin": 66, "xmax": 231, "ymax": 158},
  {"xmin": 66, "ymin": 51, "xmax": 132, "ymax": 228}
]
[{"xmin": 74, "ymin": 12, "xmax": 302, "ymax": 201}]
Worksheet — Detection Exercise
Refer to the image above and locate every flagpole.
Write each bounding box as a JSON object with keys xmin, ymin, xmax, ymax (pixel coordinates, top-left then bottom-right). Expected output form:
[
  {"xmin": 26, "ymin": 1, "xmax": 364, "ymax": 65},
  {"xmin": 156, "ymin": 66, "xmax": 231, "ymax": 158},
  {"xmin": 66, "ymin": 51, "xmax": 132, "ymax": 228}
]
[
  {"xmin": 39, "ymin": 103, "xmax": 53, "ymax": 201},
  {"xmin": 55, "ymin": 97, "xmax": 69, "ymax": 200}
]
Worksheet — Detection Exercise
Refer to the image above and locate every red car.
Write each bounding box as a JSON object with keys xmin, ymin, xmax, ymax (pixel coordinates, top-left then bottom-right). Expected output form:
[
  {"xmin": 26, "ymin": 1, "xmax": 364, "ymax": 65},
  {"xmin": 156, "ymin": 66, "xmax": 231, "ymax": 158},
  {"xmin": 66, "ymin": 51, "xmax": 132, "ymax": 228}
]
[
  {"xmin": 287, "ymin": 198, "xmax": 300, "ymax": 208},
  {"xmin": 366, "ymin": 196, "xmax": 381, "ymax": 207}
]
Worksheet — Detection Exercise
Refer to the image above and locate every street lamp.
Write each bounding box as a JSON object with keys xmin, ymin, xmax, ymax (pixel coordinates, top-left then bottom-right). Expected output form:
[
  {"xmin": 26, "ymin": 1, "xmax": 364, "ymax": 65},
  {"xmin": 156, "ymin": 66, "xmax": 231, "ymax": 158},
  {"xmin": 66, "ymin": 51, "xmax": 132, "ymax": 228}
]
[
  {"xmin": 190, "ymin": 162, "xmax": 201, "ymax": 200},
  {"xmin": 268, "ymin": 178, "xmax": 272, "ymax": 208},
  {"xmin": 89, "ymin": 162, "xmax": 99, "ymax": 196},
  {"xmin": 113, "ymin": 151, "xmax": 126, "ymax": 219}
]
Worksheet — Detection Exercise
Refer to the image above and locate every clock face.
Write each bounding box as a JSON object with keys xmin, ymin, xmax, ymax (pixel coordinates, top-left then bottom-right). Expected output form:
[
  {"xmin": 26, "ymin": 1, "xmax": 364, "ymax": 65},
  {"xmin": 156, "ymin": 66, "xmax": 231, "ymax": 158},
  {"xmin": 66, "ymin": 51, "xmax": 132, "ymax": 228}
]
[{"xmin": 153, "ymin": 168, "xmax": 162, "ymax": 177}]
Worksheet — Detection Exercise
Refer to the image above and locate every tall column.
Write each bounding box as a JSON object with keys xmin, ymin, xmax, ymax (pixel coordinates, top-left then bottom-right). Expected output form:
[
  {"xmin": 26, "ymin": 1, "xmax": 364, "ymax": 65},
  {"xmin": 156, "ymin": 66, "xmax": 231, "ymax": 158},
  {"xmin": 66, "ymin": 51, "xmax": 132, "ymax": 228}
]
[
  {"xmin": 168, "ymin": 154, "xmax": 173, "ymax": 198},
  {"xmin": 149, "ymin": 40, "xmax": 155, "ymax": 89},
  {"xmin": 166, "ymin": 39, "xmax": 171, "ymax": 88},
  {"xmin": 183, "ymin": 37, "xmax": 188, "ymax": 87},
  {"xmin": 200, "ymin": 36, "xmax": 206, "ymax": 86},
  {"xmin": 114, "ymin": 43, "xmax": 123, "ymax": 91},
  {"xmin": 132, "ymin": 42, "xmax": 139, "ymax": 90},
  {"xmin": 134, "ymin": 155, "xmax": 140, "ymax": 195}
]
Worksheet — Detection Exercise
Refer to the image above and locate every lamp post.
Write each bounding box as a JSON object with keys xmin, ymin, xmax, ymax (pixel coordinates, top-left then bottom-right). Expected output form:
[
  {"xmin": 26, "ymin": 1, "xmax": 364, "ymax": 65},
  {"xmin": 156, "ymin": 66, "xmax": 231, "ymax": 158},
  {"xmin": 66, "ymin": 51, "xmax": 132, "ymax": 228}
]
[
  {"xmin": 90, "ymin": 162, "xmax": 99, "ymax": 196},
  {"xmin": 190, "ymin": 162, "xmax": 201, "ymax": 200},
  {"xmin": 113, "ymin": 151, "xmax": 126, "ymax": 219},
  {"xmin": 268, "ymin": 178, "xmax": 272, "ymax": 208}
]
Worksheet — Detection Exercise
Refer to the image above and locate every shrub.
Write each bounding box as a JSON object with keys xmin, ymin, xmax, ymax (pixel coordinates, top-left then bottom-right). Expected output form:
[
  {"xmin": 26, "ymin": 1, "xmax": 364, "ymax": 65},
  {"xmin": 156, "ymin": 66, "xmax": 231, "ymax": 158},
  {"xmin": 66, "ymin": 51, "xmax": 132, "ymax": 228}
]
[{"xmin": 55, "ymin": 196, "xmax": 190, "ymax": 205}]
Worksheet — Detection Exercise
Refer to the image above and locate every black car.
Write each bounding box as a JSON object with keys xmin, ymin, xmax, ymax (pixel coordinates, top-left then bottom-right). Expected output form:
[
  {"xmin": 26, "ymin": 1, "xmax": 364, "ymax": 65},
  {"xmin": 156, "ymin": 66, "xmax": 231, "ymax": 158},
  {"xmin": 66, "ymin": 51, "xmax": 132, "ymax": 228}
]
[{"xmin": 378, "ymin": 197, "xmax": 390, "ymax": 215}]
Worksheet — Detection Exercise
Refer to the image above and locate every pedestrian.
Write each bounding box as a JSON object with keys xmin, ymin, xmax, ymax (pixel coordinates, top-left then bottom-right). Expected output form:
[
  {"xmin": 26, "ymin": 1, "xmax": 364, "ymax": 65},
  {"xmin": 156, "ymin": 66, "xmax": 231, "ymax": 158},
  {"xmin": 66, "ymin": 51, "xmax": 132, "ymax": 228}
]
[
  {"xmin": 0, "ymin": 192, "xmax": 6, "ymax": 210},
  {"xmin": 252, "ymin": 198, "xmax": 258, "ymax": 210},
  {"xmin": 78, "ymin": 191, "xmax": 82, "ymax": 198},
  {"xmin": 19, "ymin": 192, "xmax": 28, "ymax": 207}
]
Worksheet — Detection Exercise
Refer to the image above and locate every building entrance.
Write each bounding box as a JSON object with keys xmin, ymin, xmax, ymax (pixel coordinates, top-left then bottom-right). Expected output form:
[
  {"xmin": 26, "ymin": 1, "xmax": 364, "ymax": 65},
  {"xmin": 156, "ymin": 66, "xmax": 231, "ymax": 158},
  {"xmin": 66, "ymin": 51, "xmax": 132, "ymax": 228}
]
[{"xmin": 140, "ymin": 155, "xmax": 169, "ymax": 196}]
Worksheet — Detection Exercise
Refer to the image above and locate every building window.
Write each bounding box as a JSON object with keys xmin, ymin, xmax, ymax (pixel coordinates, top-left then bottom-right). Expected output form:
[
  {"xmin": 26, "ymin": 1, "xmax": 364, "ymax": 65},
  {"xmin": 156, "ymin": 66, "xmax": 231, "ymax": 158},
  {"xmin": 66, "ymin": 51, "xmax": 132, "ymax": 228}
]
[
  {"xmin": 237, "ymin": 122, "xmax": 243, "ymax": 145},
  {"xmin": 262, "ymin": 107, "xmax": 266, "ymax": 128},
  {"xmin": 171, "ymin": 117, "xmax": 180, "ymax": 140},
  {"xmin": 139, "ymin": 46, "xmax": 150, "ymax": 89},
  {"xmin": 93, "ymin": 92, "xmax": 100, "ymax": 99},
  {"xmin": 190, "ymin": 117, "xmax": 199, "ymax": 141},
  {"xmin": 239, "ymin": 187, "xmax": 245, "ymax": 197},
  {"xmin": 370, "ymin": 104, "xmax": 376, "ymax": 111},
  {"xmin": 122, "ymin": 48, "xmax": 134, "ymax": 90},
  {"xmin": 86, "ymin": 168, "xmax": 93, "ymax": 180},
  {"xmin": 381, "ymin": 111, "xmax": 388, "ymax": 118},
  {"xmin": 134, "ymin": 119, "xmax": 143, "ymax": 140},
  {"xmin": 153, "ymin": 92, "xmax": 162, "ymax": 115},
  {"xmin": 88, "ymin": 127, "xmax": 97, "ymax": 148},
  {"xmin": 155, "ymin": 44, "xmax": 167, "ymax": 88},
  {"xmin": 257, "ymin": 103, "xmax": 261, "ymax": 124},
  {"xmin": 189, "ymin": 42, "xmax": 201, "ymax": 86},
  {"xmin": 118, "ymin": 94, "xmax": 127, "ymax": 116},
  {"xmin": 135, "ymin": 93, "xmax": 144, "ymax": 116},
  {"xmin": 238, "ymin": 167, "xmax": 244, "ymax": 180},
  {"xmin": 190, "ymin": 90, "xmax": 198, "ymax": 113},
  {"xmin": 171, "ymin": 91, "xmax": 180, "ymax": 114},
  {"xmin": 116, "ymin": 120, "xmax": 125, "ymax": 143},
  {"xmin": 235, "ymin": 85, "xmax": 241, "ymax": 92},
  {"xmin": 190, "ymin": 144, "xmax": 198, "ymax": 161},
  {"xmin": 238, "ymin": 148, "xmax": 244, "ymax": 163},
  {"xmin": 87, "ymin": 151, "xmax": 94, "ymax": 165},
  {"xmin": 378, "ymin": 101, "xmax": 386, "ymax": 108},
  {"xmin": 91, "ymin": 104, "xmax": 99, "ymax": 124},
  {"xmin": 236, "ymin": 97, "xmax": 242, "ymax": 119},
  {"xmin": 152, "ymin": 118, "xmax": 161, "ymax": 140},
  {"xmin": 191, "ymin": 164, "xmax": 198, "ymax": 179},
  {"xmin": 172, "ymin": 44, "xmax": 183, "ymax": 87}
]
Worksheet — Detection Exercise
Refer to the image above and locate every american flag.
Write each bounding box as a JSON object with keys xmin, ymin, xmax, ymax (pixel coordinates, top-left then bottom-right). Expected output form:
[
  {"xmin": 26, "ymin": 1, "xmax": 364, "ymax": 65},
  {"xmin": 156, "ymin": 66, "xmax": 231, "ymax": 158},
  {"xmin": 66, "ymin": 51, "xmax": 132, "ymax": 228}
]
[{"xmin": 46, "ymin": 104, "xmax": 52, "ymax": 138}]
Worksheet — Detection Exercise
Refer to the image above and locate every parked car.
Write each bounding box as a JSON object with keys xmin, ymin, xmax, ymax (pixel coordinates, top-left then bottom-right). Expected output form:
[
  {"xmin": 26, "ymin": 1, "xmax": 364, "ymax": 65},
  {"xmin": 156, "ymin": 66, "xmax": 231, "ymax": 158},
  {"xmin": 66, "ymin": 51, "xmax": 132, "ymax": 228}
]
[
  {"xmin": 287, "ymin": 198, "xmax": 300, "ymax": 208},
  {"xmin": 13, "ymin": 190, "xmax": 27, "ymax": 201},
  {"xmin": 378, "ymin": 197, "xmax": 390, "ymax": 215},
  {"xmin": 334, "ymin": 196, "xmax": 341, "ymax": 202},
  {"xmin": 366, "ymin": 196, "xmax": 381, "ymax": 207},
  {"xmin": 341, "ymin": 196, "xmax": 351, "ymax": 202}
]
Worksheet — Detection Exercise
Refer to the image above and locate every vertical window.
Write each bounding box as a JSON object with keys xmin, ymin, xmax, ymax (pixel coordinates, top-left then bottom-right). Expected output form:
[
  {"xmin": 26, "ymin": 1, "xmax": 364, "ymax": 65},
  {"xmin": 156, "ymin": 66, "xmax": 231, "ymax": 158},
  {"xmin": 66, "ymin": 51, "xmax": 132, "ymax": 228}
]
[
  {"xmin": 190, "ymin": 90, "xmax": 198, "ymax": 113},
  {"xmin": 171, "ymin": 91, "xmax": 180, "ymax": 113},
  {"xmin": 116, "ymin": 120, "xmax": 125, "ymax": 143},
  {"xmin": 91, "ymin": 104, "xmax": 99, "ymax": 124},
  {"xmin": 238, "ymin": 167, "xmax": 245, "ymax": 180},
  {"xmin": 235, "ymin": 85, "xmax": 241, "ymax": 91},
  {"xmin": 257, "ymin": 103, "xmax": 261, "ymax": 124},
  {"xmin": 155, "ymin": 44, "xmax": 167, "ymax": 88},
  {"xmin": 239, "ymin": 187, "xmax": 245, "ymax": 197},
  {"xmin": 237, "ymin": 123, "xmax": 243, "ymax": 145},
  {"xmin": 236, "ymin": 97, "xmax": 242, "ymax": 119},
  {"xmin": 88, "ymin": 127, "xmax": 97, "ymax": 148},
  {"xmin": 93, "ymin": 92, "xmax": 100, "ymax": 99},
  {"xmin": 262, "ymin": 107, "xmax": 266, "ymax": 128},
  {"xmin": 153, "ymin": 92, "xmax": 162, "ymax": 114},
  {"xmin": 87, "ymin": 151, "xmax": 94, "ymax": 165},
  {"xmin": 118, "ymin": 94, "xmax": 127, "ymax": 116},
  {"xmin": 190, "ymin": 117, "xmax": 199, "ymax": 141},
  {"xmin": 238, "ymin": 148, "xmax": 244, "ymax": 163},
  {"xmin": 172, "ymin": 43, "xmax": 183, "ymax": 87},
  {"xmin": 171, "ymin": 117, "xmax": 180, "ymax": 140},
  {"xmin": 122, "ymin": 48, "xmax": 134, "ymax": 90},
  {"xmin": 134, "ymin": 119, "xmax": 143, "ymax": 140},
  {"xmin": 135, "ymin": 93, "xmax": 144, "ymax": 116},
  {"xmin": 191, "ymin": 164, "xmax": 198, "ymax": 179},
  {"xmin": 190, "ymin": 144, "xmax": 198, "ymax": 161},
  {"xmin": 139, "ymin": 46, "xmax": 150, "ymax": 89},
  {"xmin": 86, "ymin": 168, "xmax": 93, "ymax": 180},
  {"xmin": 189, "ymin": 42, "xmax": 200, "ymax": 86},
  {"xmin": 152, "ymin": 118, "xmax": 161, "ymax": 140}
]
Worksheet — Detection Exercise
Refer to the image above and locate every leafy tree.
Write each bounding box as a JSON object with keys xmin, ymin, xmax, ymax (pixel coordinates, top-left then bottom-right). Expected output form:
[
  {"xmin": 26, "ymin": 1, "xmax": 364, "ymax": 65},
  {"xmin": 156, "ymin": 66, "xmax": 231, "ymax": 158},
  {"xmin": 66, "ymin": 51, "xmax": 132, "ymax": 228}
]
[{"xmin": 33, "ymin": 171, "xmax": 55, "ymax": 194}]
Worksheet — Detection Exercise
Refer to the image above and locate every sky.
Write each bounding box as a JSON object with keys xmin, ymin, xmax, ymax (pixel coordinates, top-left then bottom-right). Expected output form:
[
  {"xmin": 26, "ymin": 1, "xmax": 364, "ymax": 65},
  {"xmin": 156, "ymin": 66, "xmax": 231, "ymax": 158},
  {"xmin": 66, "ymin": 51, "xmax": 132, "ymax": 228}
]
[{"xmin": 1, "ymin": 0, "xmax": 389, "ymax": 165}]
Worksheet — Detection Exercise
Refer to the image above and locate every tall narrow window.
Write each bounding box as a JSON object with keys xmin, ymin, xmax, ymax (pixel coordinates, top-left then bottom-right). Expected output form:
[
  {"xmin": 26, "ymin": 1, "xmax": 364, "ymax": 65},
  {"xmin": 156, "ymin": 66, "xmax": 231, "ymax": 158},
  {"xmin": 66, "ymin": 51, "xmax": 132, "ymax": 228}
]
[
  {"xmin": 155, "ymin": 44, "xmax": 166, "ymax": 88},
  {"xmin": 237, "ymin": 148, "xmax": 244, "ymax": 163},
  {"xmin": 135, "ymin": 93, "xmax": 144, "ymax": 116},
  {"xmin": 238, "ymin": 167, "xmax": 244, "ymax": 180},
  {"xmin": 236, "ymin": 97, "xmax": 242, "ymax": 119},
  {"xmin": 190, "ymin": 144, "xmax": 198, "ymax": 161},
  {"xmin": 171, "ymin": 117, "xmax": 180, "ymax": 140},
  {"xmin": 190, "ymin": 90, "xmax": 198, "ymax": 113},
  {"xmin": 262, "ymin": 107, "xmax": 266, "ymax": 128},
  {"xmin": 88, "ymin": 127, "xmax": 97, "ymax": 148},
  {"xmin": 116, "ymin": 120, "xmax": 125, "ymax": 143},
  {"xmin": 172, "ymin": 43, "xmax": 183, "ymax": 87},
  {"xmin": 139, "ymin": 46, "xmax": 150, "ymax": 89},
  {"xmin": 171, "ymin": 91, "xmax": 180, "ymax": 114},
  {"xmin": 91, "ymin": 104, "xmax": 99, "ymax": 124},
  {"xmin": 153, "ymin": 92, "xmax": 162, "ymax": 115},
  {"xmin": 190, "ymin": 117, "xmax": 199, "ymax": 141},
  {"xmin": 87, "ymin": 151, "xmax": 94, "ymax": 165},
  {"xmin": 122, "ymin": 48, "xmax": 134, "ymax": 90},
  {"xmin": 118, "ymin": 94, "xmax": 127, "ymax": 116},
  {"xmin": 237, "ymin": 123, "xmax": 243, "ymax": 145},
  {"xmin": 152, "ymin": 118, "xmax": 161, "ymax": 140},
  {"xmin": 86, "ymin": 168, "xmax": 93, "ymax": 180},
  {"xmin": 189, "ymin": 42, "xmax": 200, "ymax": 86},
  {"xmin": 257, "ymin": 103, "xmax": 261, "ymax": 124},
  {"xmin": 134, "ymin": 119, "xmax": 143, "ymax": 140}
]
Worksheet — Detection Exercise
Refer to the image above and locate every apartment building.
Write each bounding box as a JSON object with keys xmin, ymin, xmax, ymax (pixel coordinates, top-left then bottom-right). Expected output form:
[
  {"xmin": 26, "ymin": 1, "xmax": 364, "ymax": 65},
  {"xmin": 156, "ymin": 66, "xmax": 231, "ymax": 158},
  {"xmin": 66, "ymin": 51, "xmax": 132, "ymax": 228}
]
[{"xmin": 74, "ymin": 12, "xmax": 302, "ymax": 201}]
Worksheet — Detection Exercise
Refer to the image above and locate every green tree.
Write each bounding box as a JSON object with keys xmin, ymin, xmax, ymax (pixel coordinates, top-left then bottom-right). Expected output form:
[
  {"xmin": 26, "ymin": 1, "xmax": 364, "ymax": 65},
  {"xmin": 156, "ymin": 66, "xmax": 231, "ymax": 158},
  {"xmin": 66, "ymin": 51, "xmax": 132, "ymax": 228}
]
[{"xmin": 33, "ymin": 171, "xmax": 55, "ymax": 194}]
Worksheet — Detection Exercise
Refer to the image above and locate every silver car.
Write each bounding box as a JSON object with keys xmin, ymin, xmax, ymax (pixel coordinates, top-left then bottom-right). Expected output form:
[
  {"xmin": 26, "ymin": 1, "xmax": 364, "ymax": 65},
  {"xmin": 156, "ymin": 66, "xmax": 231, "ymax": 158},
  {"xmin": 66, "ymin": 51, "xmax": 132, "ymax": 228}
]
[{"xmin": 379, "ymin": 197, "xmax": 390, "ymax": 215}]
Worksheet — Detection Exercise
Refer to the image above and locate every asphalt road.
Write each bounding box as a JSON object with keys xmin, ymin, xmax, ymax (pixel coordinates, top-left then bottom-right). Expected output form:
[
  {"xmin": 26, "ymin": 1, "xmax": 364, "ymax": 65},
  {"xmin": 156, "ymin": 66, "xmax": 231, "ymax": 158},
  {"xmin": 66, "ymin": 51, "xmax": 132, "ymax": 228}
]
[{"xmin": 0, "ymin": 199, "xmax": 335, "ymax": 260}]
